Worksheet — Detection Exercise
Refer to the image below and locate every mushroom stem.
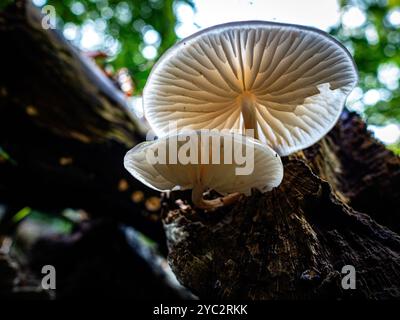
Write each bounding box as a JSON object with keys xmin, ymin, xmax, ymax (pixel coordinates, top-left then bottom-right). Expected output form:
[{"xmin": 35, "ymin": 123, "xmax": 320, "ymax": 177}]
[
  {"xmin": 240, "ymin": 93, "xmax": 259, "ymax": 139},
  {"xmin": 191, "ymin": 182, "xmax": 242, "ymax": 210}
]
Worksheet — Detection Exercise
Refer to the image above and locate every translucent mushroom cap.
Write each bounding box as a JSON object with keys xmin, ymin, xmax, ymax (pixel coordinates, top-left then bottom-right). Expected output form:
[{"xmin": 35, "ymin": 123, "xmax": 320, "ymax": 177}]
[
  {"xmin": 124, "ymin": 131, "xmax": 283, "ymax": 196},
  {"xmin": 143, "ymin": 21, "xmax": 358, "ymax": 156}
]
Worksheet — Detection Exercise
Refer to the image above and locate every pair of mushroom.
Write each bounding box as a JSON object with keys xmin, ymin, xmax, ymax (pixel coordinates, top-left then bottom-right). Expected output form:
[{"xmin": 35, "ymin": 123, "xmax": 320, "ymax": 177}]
[{"xmin": 124, "ymin": 21, "xmax": 358, "ymax": 210}]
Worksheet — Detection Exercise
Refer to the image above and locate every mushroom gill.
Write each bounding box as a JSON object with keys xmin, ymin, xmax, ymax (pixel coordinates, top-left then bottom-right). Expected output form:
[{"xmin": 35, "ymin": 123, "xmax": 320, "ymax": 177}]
[
  {"xmin": 124, "ymin": 131, "xmax": 283, "ymax": 210},
  {"xmin": 144, "ymin": 21, "xmax": 358, "ymax": 156}
]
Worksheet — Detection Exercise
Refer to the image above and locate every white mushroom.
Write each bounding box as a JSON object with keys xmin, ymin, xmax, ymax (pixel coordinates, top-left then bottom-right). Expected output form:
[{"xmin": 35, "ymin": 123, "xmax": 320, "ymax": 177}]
[
  {"xmin": 124, "ymin": 131, "xmax": 283, "ymax": 209},
  {"xmin": 143, "ymin": 21, "xmax": 358, "ymax": 156}
]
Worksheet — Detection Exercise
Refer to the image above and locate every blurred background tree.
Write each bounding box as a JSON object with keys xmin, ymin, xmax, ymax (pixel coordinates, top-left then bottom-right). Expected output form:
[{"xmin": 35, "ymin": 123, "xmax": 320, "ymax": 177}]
[
  {"xmin": 332, "ymin": 0, "xmax": 400, "ymax": 152},
  {"xmin": 40, "ymin": 0, "xmax": 194, "ymax": 90},
  {"xmin": 31, "ymin": 0, "xmax": 400, "ymax": 151}
]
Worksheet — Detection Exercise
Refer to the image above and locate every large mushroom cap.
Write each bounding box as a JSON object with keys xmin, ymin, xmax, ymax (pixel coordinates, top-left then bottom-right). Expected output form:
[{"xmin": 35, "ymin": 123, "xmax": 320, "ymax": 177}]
[
  {"xmin": 124, "ymin": 131, "xmax": 283, "ymax": 197},
  {"xmin": 143, "ymin": 21, "xmax": 358, "ymax": 156}
]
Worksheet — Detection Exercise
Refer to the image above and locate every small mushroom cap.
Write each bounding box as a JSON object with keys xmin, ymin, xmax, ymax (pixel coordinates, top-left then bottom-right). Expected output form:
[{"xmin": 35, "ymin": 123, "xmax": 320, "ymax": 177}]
[
  {"xmin": 124, "ymin": 131, "xmax": 283, "ymax": 196},
  {"xmin": 143, "ymin": 21, "xmax": 358, "ymax": 156}
]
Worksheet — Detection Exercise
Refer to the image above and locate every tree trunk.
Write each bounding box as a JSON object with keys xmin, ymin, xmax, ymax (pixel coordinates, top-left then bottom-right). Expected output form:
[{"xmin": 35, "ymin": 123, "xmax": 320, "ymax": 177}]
[
  {"xmin": 2, "ymin": 0, "xmax": 400, "ymax": 300},
  {"xmin": 163, "ymin": 110, "xmax": 400, "ymax": 299}
]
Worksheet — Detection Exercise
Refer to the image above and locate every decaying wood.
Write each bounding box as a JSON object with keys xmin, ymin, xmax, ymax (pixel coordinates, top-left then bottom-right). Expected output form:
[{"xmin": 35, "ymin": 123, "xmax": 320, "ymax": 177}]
[
  {"xmin": 2, "ymin": 0, "xmax": 400, "ymax": 300},
  {"xmin": 163, "ymin": 111, "xmax": 400, "ymax": 299},
  {"xmin": 306, "ymin": 111, "xmax": 400, "ymax": 232}
]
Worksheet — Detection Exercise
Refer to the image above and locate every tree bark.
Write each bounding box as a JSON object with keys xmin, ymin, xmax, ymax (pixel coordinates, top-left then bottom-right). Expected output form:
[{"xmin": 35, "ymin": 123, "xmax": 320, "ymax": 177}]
[
  {"xmin": 163, "ymin": 111, "xmax": 400, "ymax": 300},
  {"xmin": 2, "ymin": 0, "xmax": 400, "ymax": 300}
]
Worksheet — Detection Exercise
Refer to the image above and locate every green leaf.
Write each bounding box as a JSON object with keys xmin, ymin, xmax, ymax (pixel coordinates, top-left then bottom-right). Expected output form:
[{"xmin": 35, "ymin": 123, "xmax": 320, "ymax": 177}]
[{"xmin": 12, "ymin": 207, "xmax": 32, "ymax": 224}]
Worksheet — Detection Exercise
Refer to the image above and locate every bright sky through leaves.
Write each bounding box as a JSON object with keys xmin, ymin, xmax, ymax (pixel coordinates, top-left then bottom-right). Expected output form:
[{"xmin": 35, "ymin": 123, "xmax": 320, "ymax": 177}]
[{"xmin": 32, "ymin": 0, "xmax": 400, "ymax": 147}]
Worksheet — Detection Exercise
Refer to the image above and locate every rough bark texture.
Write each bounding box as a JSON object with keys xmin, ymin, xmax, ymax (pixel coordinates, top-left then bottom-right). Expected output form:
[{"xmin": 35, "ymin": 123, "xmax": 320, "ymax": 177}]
[
  {"xmin": 163, "ymin": 111, "xmax": 400, "ymax": 300},
  {"xmin": 2, "ymin": 0, "xmax": 400, "ymax": 300}
]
